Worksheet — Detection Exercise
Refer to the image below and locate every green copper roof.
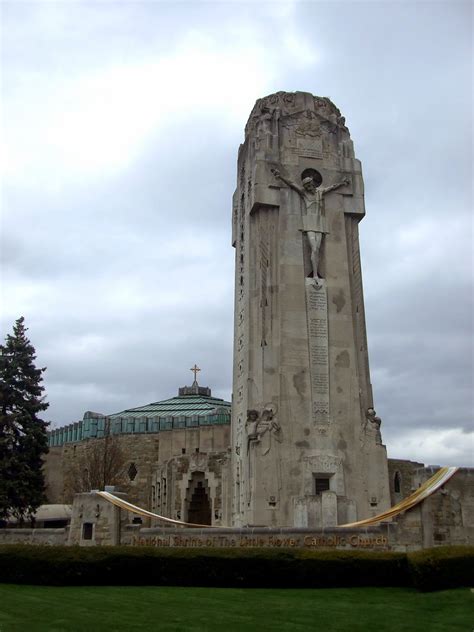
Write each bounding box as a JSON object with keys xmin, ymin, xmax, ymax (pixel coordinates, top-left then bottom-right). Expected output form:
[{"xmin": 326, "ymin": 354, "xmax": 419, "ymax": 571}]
[
  {"xmin": 48, "ymin": 384, "xmax": 232, "ymax": 446},
  {"xmin": 108, "ymin": 394, "xmax": 231, "ymax": 420}
]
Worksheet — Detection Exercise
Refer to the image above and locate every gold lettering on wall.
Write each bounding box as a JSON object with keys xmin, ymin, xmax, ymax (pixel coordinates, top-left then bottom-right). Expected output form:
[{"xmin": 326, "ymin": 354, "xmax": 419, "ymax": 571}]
[{"xmin": 130, "ymin": 533, "xmax": 389, "ymax": 549}]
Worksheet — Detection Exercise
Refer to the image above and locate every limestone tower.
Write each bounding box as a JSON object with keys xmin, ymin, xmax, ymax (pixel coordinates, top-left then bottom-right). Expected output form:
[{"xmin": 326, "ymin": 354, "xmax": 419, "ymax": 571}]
[{"xmin": 231, "ymin": 91, "xmax": 390, "ymax": 527}]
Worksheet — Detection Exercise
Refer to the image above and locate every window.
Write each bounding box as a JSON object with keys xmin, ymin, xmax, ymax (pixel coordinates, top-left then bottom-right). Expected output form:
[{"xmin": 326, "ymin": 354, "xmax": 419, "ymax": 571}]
[
  {"xmin": 314, "ymin": 476, "xmax": 331, "ymax": 495},
  {"xmin": 128, "ymin": 463, "xmax": 138, "ymax": 481},
  {"xmin": 82, "ymin": 522, "xmax": 93, "ymax": 540},
  {"xmin": 394, "ymin": 471, "xmax": 401, "ymax": 494}
]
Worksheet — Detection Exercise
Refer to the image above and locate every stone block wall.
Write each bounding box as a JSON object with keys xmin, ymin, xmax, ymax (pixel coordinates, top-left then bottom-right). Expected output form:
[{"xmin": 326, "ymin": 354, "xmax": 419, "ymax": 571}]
[
  {"xmin": 43, "ymin": 446, "xmax": 65, "ymax": 504},
  {"xmin": 387, "ymin": 458, "xmax": 424, "ymax": 505},
  {"xmin": 0, "ymin": 528, "xmax": 67, "ymax": 546},
  {"xmin": 44, "ymin": 425, "xmax": 231, "ymax": 526},
  {"xmin": 57, "ymin": 434, "xmax": 159, "ymax": 510},
  {"xmin": 388, "ymin": 467, "xmax": 474, "ymax": 549},
  {"xmin": 68, "ymin": 492, "xmax": 130, "ymax": 546},
  {"xmin": 154, "ymin": 449, "xmax": 230, "ymax": 526}
]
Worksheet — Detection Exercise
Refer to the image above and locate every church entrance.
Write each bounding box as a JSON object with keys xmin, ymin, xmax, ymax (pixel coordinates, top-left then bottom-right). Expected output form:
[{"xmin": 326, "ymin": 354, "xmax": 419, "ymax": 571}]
[{"xmin": 185, "ymin": 472, "xmax": 212, "ymax": 525}]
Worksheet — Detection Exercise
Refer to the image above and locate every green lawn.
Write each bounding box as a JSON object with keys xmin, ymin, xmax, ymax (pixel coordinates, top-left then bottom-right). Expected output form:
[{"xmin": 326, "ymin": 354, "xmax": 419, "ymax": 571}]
[{"xmin": 0, "ymin": 585, "xmax": 472, "ymax": 631}]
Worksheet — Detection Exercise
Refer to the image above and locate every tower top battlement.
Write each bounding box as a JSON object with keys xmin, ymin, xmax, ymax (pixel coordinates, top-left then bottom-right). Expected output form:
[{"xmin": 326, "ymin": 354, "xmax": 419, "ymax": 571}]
[{"xmin": 245, "ymin": 91, "xmax": 349, "ymax": 138}]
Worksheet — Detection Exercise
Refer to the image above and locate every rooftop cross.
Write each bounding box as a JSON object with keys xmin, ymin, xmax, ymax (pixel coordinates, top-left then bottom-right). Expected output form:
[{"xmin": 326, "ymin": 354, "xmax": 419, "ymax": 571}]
[{"xmin": 190, "ymin": 364, "xmax": 201, "ymax": 383}]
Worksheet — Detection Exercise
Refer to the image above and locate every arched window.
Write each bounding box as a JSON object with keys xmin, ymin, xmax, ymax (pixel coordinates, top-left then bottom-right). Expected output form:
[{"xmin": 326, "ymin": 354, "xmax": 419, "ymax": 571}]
[
  {"xmin": 128, "ymin": 462, "xmax": 138, "ymax": 481},
  {"xmin": 394, "ymin": 471, "xmax": 401, "ymax": 494}
]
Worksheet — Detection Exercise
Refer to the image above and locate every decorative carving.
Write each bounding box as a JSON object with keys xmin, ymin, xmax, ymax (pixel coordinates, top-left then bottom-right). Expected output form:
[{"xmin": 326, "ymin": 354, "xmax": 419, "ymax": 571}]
[
  {"xmin": 303, "ymin": 454, "xmax": 341, "ymax": 473},
  {"xmin": 257, "ymin": 106, "xmax": 273, "ymax": 137},
  {"xmin": 245, "ymin": 92, "xmax": 348, "ymax": 140},
  {"xmin": 295, "ymin": 110, "xmax": 322, "ymax": 138},
  {"xmin": 246, "ymin": 405, "xmax": 282, "ymax": 455},
  {"xmin": 271, "ymin": 168, "xmax": 349, "ymax": 285},
  {"xmin": 247, "ymin": 105, "xmax": 280, "ymax": 150},
  {"xmin": 246, "ymin": 409, "xmax": 260, "ymax": 441},
  {"xmin": 239, "ymin": 165, "xmax": 245, "ymax": 190},
  {"xmin": 259, "ymin": 405, "xmax": 282, "ymax": 455},
  {"xmin": 265, "ymin": 94, "xmax": 280, "ymax": 106},
  {"xmin": 367, "ymin": 408, "xmax": 382, "ymax": 444},
  {"xmin": 259, "ymin": 240, "xmax": 269, "ymax": 346}
]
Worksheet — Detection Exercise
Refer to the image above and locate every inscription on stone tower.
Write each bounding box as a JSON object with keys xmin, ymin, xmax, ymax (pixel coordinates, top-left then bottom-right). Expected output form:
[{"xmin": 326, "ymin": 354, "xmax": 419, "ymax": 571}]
[{"xmin": 306, "ymin": 279, "xmax": 329, "ymax": 424}]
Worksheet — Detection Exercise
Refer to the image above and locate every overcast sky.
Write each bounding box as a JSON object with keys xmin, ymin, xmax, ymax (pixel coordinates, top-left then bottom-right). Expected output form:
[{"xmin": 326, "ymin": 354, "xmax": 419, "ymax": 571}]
[{"xmin": 1, "ymin": 0, "xmax": 472, "ymax": 467}]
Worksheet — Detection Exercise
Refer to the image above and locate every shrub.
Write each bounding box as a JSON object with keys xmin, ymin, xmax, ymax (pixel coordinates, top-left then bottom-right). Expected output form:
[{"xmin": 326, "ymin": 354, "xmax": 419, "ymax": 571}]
[
  {"xmin": 407, "ymin": 545, "xmax": 474, "ymax": 591},
  {"xmin": 1, "ymin": 545, "xmax": 471, "ymax": 590},
  {"xmin": 0, "ymin": 545, "xmax": 407, "ymax": 588}
]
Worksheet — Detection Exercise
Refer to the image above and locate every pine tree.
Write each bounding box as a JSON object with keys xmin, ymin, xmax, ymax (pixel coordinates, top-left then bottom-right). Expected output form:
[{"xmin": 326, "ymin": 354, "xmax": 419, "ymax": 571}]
[{"xmin": 0, "ymin": 317, "xmax": 49, "ymax": 521}]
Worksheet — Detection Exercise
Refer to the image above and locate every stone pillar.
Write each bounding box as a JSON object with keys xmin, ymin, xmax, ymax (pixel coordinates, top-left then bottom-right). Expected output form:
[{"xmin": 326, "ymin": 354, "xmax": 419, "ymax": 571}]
[
  {"xmin": 68, "ymin": 491, "xmax": 129, "ymax": 546},
  {"xmin": 231, "ymin": 91, "xmax": 390, "ymax": 527}
]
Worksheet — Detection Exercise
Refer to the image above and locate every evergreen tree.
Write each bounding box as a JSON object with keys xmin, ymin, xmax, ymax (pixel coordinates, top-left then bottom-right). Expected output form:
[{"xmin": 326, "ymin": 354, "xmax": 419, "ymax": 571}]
[{"xmin": 0, "ymin": 317, "xmax": 49, "ymax": 521}]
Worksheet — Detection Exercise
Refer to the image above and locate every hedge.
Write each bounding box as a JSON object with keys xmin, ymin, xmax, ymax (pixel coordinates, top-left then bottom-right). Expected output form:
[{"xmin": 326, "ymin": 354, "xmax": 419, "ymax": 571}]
[
  {"xmin": 408, "ymin": 546, "xmax": 474, "ymax": 591},
  {"xmin": 0, "ymin": 545, "xmax": 472, "ymax": 591}
]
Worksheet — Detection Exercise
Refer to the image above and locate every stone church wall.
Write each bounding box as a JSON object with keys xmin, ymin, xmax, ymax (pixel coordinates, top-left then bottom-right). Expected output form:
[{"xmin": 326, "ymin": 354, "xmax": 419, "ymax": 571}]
[
  {"xmin": 153, "ymin": 449, "xmax": 230, "ymax": 526},
  {"xmin": 54, "ymin": 467, "xmax": 471, "ymax": 549},
  {"xmin": 0, "ymin": 528, "xmax": 67, "ymax": 546},
  {"xmin": 389, "ymin": 467, "xmax": 474, "ymax": 549},
  {"xmin": 387, "ymin": 458, "xmax": 425, "ymax": 505},
  {"xmin": 44, "ymin": 424, "xmax": 231, "ymax": 526},
  {"xmin": 5, "ymin": 459, "xmax": 472, "ymax": 548}
]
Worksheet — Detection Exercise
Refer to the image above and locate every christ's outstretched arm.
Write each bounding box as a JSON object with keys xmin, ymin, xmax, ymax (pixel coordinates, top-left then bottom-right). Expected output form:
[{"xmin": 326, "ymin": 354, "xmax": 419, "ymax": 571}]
[
  {"xmin": 320, "ymin": 178, "xmax": 349, "ymax": 196},
  {"xmin": 271, "ymin": 168, "xmax": 304, "ymax": 197}
]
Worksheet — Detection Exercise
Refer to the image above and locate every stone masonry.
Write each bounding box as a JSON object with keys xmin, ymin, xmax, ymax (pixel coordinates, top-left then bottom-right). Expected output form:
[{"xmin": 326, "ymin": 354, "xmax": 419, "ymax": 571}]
[{"xmin": 231, "ymin": 91, "xmax": 390, "ymax": 528}]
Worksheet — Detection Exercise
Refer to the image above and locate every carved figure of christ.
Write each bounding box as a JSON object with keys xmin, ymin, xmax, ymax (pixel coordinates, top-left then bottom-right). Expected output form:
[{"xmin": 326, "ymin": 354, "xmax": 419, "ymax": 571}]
[{"xmin": 271, "ymin": 169, "xmax": 348, "ymax": 283}]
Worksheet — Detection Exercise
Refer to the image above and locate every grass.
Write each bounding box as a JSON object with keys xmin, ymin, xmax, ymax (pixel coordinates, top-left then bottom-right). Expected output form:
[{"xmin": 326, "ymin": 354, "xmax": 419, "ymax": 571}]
[{"xmin": 0, "ymin": 585, "xmax": 472, "ymax": 631}]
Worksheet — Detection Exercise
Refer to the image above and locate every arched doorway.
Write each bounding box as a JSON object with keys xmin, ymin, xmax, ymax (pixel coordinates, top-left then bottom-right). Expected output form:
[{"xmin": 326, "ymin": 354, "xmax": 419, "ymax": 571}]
[{"xmin": 185, "ymin": 472, "xmax": 212, "ymax": 525}]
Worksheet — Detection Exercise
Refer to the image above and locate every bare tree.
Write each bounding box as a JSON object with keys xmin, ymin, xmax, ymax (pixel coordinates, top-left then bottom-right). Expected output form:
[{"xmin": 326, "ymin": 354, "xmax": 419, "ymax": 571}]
[{"xmin": 64, "ymin": 420, "xmax": 128, "ymax": 501}]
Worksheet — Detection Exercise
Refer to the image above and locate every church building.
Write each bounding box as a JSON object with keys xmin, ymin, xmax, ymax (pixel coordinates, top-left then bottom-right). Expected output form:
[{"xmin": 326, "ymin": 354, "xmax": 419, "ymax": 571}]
[{"xmin": 46, "ymin": 372, "xmax": 231, "ymax": 527}]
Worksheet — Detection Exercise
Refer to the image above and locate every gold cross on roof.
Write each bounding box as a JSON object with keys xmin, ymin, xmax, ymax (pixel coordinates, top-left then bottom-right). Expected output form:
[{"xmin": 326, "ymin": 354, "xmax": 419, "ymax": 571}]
[{"xmin": 190, "ymin": 364, "xmax": 201, "ymax": 382}]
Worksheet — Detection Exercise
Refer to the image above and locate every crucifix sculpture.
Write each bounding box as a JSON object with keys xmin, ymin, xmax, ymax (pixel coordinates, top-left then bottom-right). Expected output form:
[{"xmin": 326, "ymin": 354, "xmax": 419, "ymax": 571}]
[
  {"xmin": 271, "ymin": 168, "xmax": 349, "ymax": 286},
  {"xmin": 190, "ymin": 364, "xmax": 201, "ymax": 383}
]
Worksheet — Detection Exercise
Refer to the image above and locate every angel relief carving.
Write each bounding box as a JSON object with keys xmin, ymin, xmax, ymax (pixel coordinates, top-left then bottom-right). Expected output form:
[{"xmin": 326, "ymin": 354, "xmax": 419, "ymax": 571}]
[
  {"xmin": 250, "ymin": 105, "xmax": 280, "ymax": 150},
  {"xmin": 262, "ymin": 91, "xmax": 295, "ymax": 109},
  {"xmin": 313, "ymin": 96, "xmax": 340, "ymax": 117},
  {"xmin": 366, "ymin": 408, "xmax": 382, "ymax": 444},
  {"xmin": 246, "ymin": 93, "xmax": 348, "ymax": 139},
  {"xmin": 295, "ymin": 110, "xmax": 322, "ymax": 138},
  {"xmin": 246, "ymin": 405, "xmax": 282, "ymax": 455}
]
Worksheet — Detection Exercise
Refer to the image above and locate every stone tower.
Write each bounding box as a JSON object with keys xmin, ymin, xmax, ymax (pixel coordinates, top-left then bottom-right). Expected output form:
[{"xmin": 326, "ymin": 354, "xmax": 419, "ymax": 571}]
[{"xmin": 231, "ymin": 91, "xmax": 390, "ymax": 528}]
